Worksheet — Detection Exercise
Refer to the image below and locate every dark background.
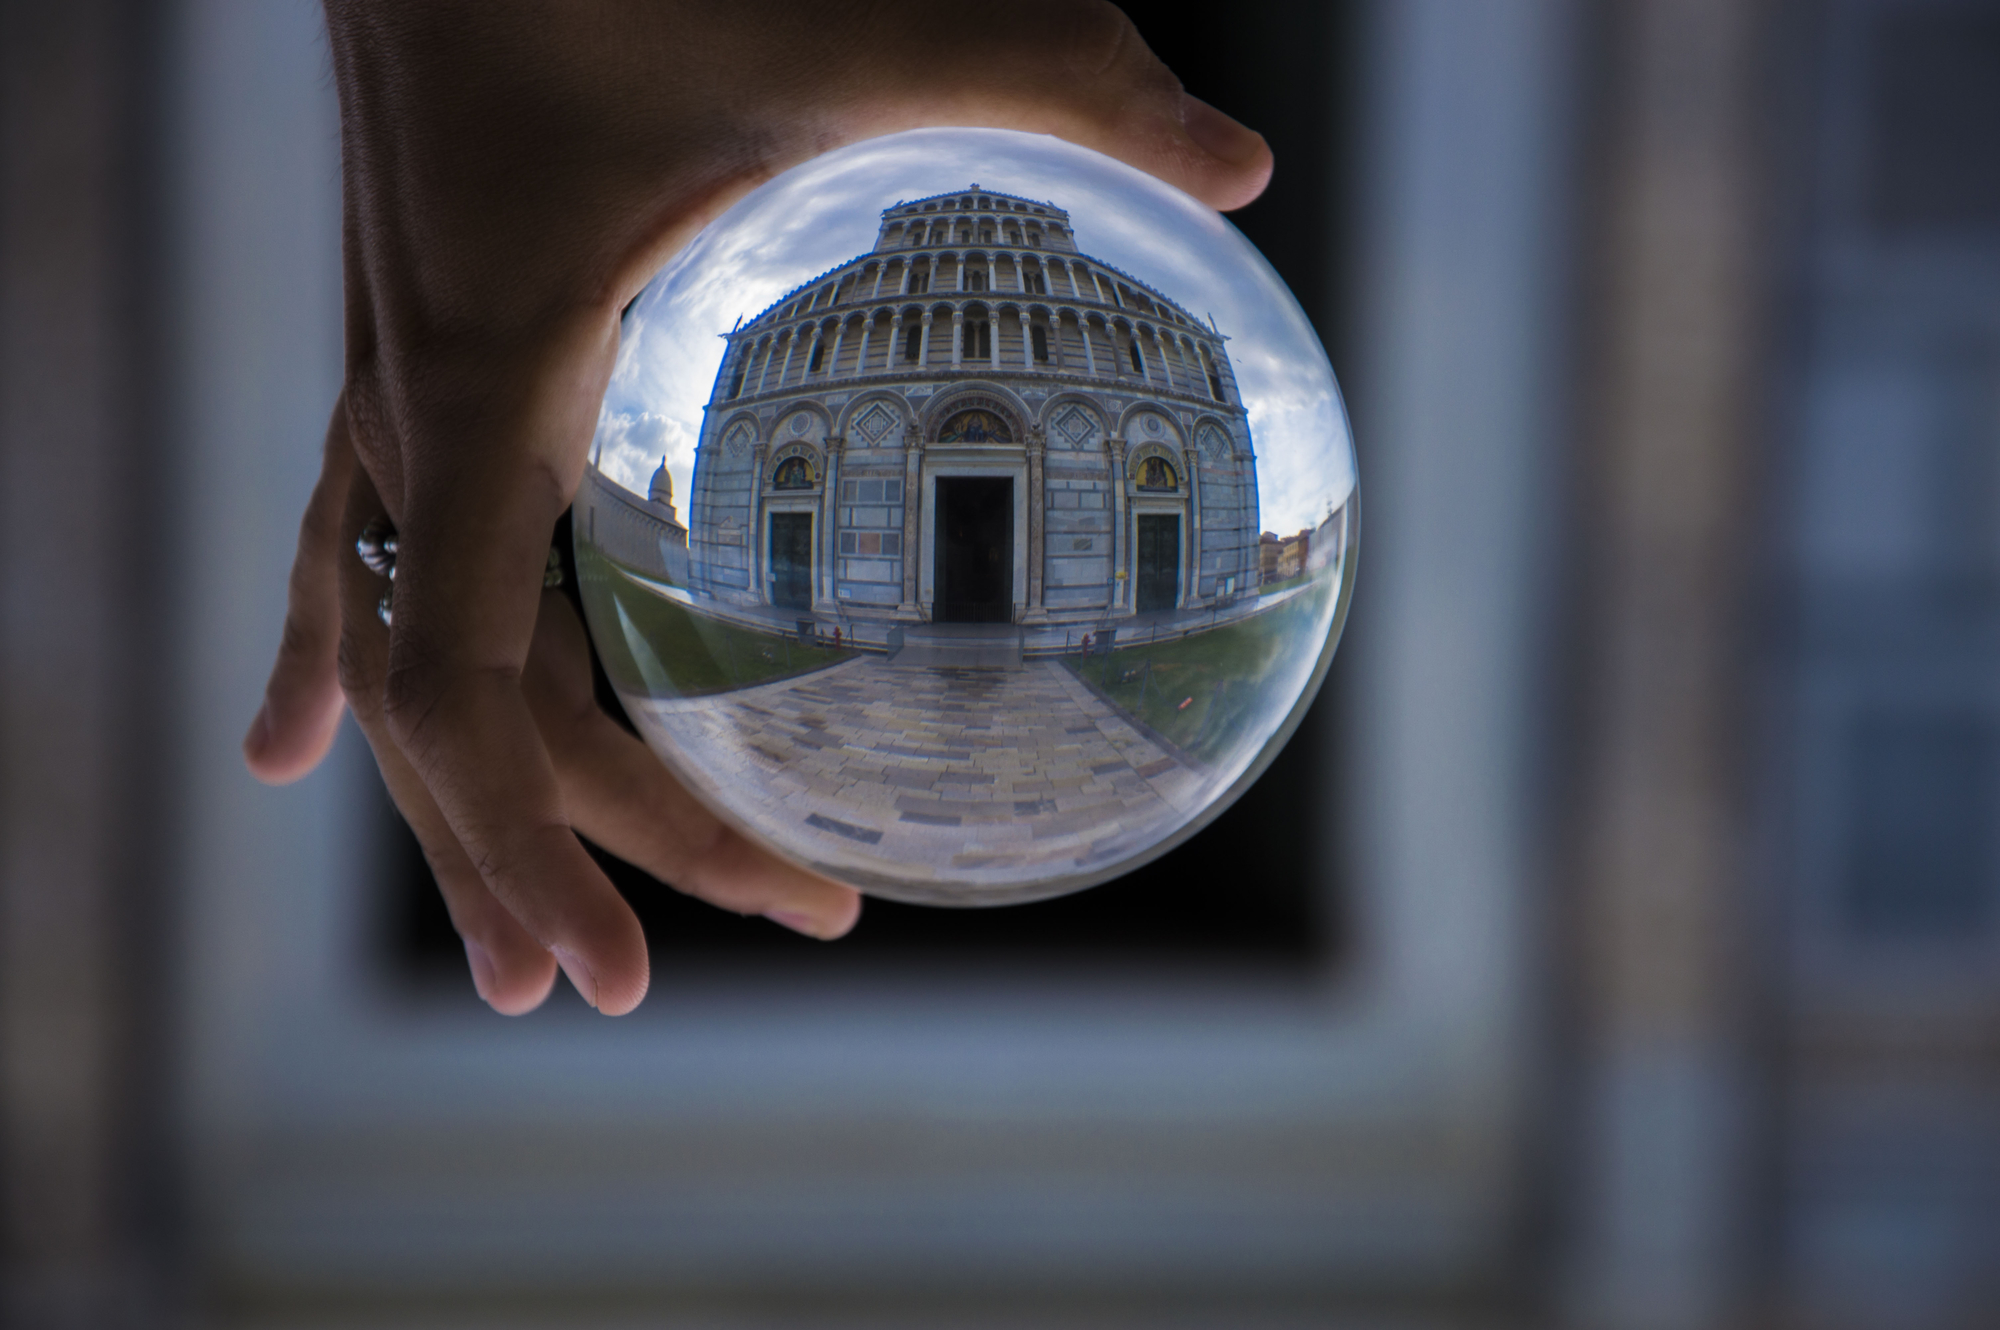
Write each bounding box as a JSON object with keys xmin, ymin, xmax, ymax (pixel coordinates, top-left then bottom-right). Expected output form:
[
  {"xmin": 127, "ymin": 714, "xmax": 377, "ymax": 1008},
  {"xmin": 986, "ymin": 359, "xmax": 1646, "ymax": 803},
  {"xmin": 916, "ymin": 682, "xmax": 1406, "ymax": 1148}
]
[{"xmin": 383, "ymin": 1, "xmax": 1362, "ymax": 981}]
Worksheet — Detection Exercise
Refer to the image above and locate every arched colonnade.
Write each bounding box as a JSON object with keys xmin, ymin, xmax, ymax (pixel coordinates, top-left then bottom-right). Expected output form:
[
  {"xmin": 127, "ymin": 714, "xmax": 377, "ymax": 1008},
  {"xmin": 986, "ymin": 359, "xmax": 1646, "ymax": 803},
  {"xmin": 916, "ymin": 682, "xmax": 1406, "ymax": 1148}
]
[{"xmin": 726, "ymin": 292, "xmax": 1233, "ymax": 404}]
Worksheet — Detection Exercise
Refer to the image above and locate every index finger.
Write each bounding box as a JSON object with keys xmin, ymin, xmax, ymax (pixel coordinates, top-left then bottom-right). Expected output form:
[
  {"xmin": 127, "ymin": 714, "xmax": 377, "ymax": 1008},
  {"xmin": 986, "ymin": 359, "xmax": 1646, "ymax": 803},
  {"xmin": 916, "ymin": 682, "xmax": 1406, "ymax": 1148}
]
[{"xmin": 366, "ymin": 321, "xmax": 649, "ymax": 1014}]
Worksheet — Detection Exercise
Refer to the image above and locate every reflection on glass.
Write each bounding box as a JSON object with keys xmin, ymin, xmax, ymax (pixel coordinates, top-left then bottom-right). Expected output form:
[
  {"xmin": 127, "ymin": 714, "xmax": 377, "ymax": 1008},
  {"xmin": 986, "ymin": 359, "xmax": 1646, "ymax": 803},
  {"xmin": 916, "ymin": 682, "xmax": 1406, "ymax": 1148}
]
[{"xmin": 575, "ymin": 128, "xmax": 1357, "ymax": 905}]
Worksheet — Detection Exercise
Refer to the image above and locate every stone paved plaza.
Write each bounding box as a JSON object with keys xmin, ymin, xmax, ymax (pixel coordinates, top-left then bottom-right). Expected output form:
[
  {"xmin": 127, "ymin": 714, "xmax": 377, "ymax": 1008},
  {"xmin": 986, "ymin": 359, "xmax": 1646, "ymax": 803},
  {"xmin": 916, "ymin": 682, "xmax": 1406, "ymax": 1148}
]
[{"xmin": 626, "ymin": 656, "xmax": 1212, "ymax": 904}]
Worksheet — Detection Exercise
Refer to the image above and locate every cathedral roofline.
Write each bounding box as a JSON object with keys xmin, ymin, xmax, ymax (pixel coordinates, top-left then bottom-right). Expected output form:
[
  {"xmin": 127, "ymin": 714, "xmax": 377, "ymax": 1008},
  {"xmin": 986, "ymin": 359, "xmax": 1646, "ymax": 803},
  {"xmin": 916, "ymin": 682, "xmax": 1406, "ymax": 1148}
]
[
  {"xmin": 730, "ymin": 247, "xmax": 1221, "ymax": 344},
  {"xmin": 879, "ymin": 184, "xmax": 1071, "ymax": 222}
]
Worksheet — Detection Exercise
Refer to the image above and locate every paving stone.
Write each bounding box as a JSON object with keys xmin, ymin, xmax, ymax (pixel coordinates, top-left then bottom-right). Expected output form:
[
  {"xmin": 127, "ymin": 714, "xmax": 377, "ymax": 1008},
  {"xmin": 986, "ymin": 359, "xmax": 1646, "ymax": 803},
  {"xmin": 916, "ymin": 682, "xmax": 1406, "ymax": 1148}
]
[{"xmin": 628, "ymin": 655, "xmax": 1208, "ymax": 888}]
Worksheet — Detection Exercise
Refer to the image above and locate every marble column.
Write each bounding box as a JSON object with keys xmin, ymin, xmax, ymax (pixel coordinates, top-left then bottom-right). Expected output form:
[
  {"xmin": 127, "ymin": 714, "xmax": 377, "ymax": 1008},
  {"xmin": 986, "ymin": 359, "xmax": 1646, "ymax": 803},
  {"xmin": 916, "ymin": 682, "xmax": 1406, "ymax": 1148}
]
[
  {"xmin": 851, "ymin": 317, "xmax": 871, "ymax": 377},
  {"xmin": 1107, "ymin": 435, "xmax": 1129, "ymax": 614},
  {"xmin": 1017, "ymin": 309, "xmax": 1033, "ymax": 369},
  {"xmin": 890, "ymin": 312, "xmax": 905, "ymax": 370},
  {"xmin": 1183, "ymin": 445, "xmax": 1202, "ymax": 606},
  {"xmin": 1024, "ymin": 433, "xmax": 1049, "ymax": 621},
  {"xmin": 746, "ymin": 443, "xmax": 767, "ymax": 602},
  {"xmin": 899, "ymin": 433, "xmax": 924, "ymax": 616},
  {"xmin": 822, "ymin": 323, "xmax": 844, "ymax": 378},
  {"xmin": 918, "ymin": 311, "xmax": 933, "ymax": 368},
  {"xmin": 951, "ymin": 308, "xmax": 964, "ymax": 369},
  {"xmin": 819, "ymin": 435, "xmax": 843, "ymax": 609},
  {"xmin": 775, "ymin": 331, "xmax": 798, "ymax": 389},
  {"xmin": 1079, "ymin": 315, "xmax": 1098, "ymax": 377}
]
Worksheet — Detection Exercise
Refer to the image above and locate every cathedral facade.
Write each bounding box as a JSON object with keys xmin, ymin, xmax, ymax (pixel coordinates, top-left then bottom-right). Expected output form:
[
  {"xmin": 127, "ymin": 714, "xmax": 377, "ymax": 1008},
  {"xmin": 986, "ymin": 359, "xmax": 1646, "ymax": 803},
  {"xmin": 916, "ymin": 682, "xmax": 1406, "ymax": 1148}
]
[{"xmin": 685, "ymin": 185, "xmax": 1261, "ymax": 628}]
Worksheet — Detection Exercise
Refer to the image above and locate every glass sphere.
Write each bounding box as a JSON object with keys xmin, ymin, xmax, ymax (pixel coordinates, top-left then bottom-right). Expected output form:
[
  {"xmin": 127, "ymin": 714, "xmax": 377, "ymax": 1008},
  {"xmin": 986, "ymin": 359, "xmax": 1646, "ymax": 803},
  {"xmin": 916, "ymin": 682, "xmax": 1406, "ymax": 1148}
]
[{"xmin": 575, "ymin": 128, "xmax": 1357, "ymax": 906}]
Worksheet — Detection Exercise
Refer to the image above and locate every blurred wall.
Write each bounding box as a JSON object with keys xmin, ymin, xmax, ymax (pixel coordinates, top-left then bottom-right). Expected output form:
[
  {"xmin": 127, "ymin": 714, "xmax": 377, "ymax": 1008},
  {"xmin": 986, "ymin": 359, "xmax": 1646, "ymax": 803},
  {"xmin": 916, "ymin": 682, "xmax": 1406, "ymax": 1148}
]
[
  {"xmin": 4, "ymin": 1, "xmax": 1997, "ymax": 1328},
  {"xmin": 1, "ymin": 3, "xmax": 178, "ymax": 1326}
]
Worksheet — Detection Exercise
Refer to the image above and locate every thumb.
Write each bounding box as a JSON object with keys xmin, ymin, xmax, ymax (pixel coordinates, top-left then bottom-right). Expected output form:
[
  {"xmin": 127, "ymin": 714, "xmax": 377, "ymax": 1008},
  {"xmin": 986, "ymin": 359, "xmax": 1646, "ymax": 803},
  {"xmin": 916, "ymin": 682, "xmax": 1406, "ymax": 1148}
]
[{"xmin": 824, "ymin": 1, "xmax": 1272, "ymax": 212}]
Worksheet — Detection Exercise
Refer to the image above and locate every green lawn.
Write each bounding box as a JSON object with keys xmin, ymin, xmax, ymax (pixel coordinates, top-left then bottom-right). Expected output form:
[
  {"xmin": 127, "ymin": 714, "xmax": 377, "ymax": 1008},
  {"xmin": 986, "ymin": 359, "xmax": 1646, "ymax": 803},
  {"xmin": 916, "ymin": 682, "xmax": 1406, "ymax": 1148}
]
[
  {"xmin": 575, "ymin": 542, "xmax": 852, "ymax": 699},
  {"xmin": 1059, "ymin": 578, "xmax": 1335, "ymax": 766}
]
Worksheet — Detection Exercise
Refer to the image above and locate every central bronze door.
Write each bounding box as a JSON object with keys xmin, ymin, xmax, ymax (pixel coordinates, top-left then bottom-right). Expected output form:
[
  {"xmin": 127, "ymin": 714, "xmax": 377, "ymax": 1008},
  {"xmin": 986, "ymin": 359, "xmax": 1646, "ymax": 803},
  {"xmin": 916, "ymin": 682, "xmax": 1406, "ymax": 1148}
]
[
  {"xmin": 1135, "ymin": 514, "xmax": 1180, "ymax": 612},
  {"xmin": 768, "ymin": 511, "xmax": 813, "ymax": 610},
  {"xmin": 934, "ymin": 477, "xmax": 1013, "ymax": 622}
]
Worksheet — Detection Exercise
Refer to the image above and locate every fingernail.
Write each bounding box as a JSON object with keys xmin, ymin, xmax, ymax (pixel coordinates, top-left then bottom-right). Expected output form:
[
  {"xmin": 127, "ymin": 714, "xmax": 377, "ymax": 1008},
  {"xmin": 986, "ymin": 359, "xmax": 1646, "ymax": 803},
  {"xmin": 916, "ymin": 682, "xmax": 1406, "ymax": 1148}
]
[
  {"xmin": 765, "ymin": 909, "xmax": 831, "ymax": 939},
  {"xmin": 551, "ymin": 946, "xmax": 598, "ymax": 1008},
  {"xmin": 1181, "ymin": 93, "xmax": 1265, "ymax": 166},
  {"xmin": 463, "ymin": 938, "xmax": 498, "ymax": 1002},
  {"xmin": 242, "ymin": 703, "xmax": 271, "ymax": 761}
]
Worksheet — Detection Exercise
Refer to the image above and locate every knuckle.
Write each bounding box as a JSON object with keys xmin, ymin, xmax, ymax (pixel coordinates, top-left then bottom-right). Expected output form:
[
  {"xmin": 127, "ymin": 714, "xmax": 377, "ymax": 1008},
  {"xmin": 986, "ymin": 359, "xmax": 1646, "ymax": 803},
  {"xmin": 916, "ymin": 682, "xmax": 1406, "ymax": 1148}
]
[
  {"xmin": 335, "ymin": 622, "xmax": 382, "ymax": 702},
  {"xmin": 517, "ymin": 452, "xmax": 570, "ymax": 523},
  {"xmin": 379, "ymin": 650, "xmax": 447, "ymax": 744},
  {"xmin": 1047, "ymin": 2, "xmax": 1146, "ymax": 81}
]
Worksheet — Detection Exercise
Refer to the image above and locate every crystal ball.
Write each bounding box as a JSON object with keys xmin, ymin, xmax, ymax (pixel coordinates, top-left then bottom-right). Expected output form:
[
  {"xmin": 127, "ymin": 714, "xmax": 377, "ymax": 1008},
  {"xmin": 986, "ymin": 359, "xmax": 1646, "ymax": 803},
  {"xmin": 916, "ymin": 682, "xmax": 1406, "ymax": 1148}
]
[{"xmin": 574, "ymin": 127, "xmax": 1357, "ymax": 906}]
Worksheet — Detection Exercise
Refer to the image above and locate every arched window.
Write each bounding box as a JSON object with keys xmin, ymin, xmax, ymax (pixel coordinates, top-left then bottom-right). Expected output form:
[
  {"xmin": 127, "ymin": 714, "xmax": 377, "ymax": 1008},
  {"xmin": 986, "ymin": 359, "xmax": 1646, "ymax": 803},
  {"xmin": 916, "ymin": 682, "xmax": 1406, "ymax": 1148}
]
[
  {"xmin": 909, "ymin": 266, "xmax": 928, "ymax": 294},
  {"xmin": 728, "ymin": 366, "xmax": 746, "ymax": 398},
  {"xmin": 904, "ymin": 325, "xmax": 922, "ymax": 362},
  {"xmin": 808, "ymin": 339, "xmax": 825, "ymax": 372},
  {"xmin": 1025, "ymin": 269, "xmax": 1046, "ymax": 295},
  {"xmin": 773, "ymin": 456, "xmax": 816, "ymax": 490},
  {"xmin": 1031, "ymin": 325, "xmax": 1049, "ymax": 363},
  {"xmin": 1137, "ymin": 456, "xmax": 1178, "ymax": 491},
  {"xmin": 1128, "ymin": 337, "xmax": 1143, "ymax": 374},
  {"xmin": 967, "ymin": 269, "xmax": 986, "ymax": 292},
  {"xmin": 961, "ymin": 319, "xmax": 991, "ymax": 360}
]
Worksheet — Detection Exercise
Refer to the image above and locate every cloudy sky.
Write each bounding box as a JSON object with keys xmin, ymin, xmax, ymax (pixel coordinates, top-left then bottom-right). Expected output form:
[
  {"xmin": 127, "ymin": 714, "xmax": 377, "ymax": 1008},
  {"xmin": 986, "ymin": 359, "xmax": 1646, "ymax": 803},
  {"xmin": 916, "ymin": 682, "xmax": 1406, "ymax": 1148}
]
[{"xmin": 596, "ymin": 128, "xmax": 1355, "ymax": 536}]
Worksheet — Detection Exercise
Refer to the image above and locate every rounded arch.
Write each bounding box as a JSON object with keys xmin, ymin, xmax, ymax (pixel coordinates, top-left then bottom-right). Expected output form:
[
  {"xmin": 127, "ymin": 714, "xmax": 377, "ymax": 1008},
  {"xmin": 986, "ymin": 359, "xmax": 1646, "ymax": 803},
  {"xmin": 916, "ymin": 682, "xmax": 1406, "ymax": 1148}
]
[
  {"xmin": 1117, "ymin": 402, "xmax": 1185, "ymax": 446},
  {"xmin": 713, "ymin": 409, "xmax": 762, "ymax": 444},
  {"xmin": 713, "ymin": 411, "xmax": 761, "ymax": 461},
  {"xmin": 1040, "ymin": 394, "xmax": 1107, "ymax": 451},
  {"xmin": 773, "ymin": 403, "xmax": 831, "ymax": 443},
  {"xmin": 921, "ymin": 383, "xmax": 1030, "ymax": 444},
  {"xmin": 1190, "ymin": 414, "xmax": 1241, "ymax": 461},
  {"xmin": 1127, "ymin": 442, "xmax": 1185, "ymax": 493},
  {"xmin": 767, "ymin": 438, "xmax": 824, "ymax": 490},
  {"xmin": 838, "ymin": 391, "xmax": 915, "ymax": 447}
]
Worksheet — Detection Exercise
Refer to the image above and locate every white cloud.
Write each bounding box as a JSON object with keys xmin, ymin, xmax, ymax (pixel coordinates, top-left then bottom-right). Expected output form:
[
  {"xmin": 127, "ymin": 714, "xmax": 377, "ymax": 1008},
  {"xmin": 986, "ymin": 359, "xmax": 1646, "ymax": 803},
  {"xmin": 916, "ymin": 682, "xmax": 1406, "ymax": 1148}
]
[
  {"xmin": 594, "ymin": 408, "xmax": 694, "ymax": 502},
  {"xmin": 598, "ymin": 127, "xmax": 1357, "ymax": 538}
]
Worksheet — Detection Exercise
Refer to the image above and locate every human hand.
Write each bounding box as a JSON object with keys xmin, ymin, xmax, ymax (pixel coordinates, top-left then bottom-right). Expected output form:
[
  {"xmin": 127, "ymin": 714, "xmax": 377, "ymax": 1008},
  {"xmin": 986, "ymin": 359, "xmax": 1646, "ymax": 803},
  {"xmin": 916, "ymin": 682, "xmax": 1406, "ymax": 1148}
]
[{"xmin": 242, "ymin": 0, "xmax": 1272, "ymax": 1014}]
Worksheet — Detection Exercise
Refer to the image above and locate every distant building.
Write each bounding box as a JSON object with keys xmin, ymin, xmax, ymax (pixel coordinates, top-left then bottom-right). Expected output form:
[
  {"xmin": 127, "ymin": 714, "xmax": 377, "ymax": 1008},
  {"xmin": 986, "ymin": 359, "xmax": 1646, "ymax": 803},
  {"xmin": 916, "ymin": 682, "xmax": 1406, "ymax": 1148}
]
[
  {"xmin": 681, "ymin": 184, "xmax": 1263, "ymax": 626},
  {"xmin": 1260, "ymin": 528, "xmax": 1314, "ymax": 583},
  {"xmin": 576, "ymin": 454, "xmax": 689, "ymax": 585}
]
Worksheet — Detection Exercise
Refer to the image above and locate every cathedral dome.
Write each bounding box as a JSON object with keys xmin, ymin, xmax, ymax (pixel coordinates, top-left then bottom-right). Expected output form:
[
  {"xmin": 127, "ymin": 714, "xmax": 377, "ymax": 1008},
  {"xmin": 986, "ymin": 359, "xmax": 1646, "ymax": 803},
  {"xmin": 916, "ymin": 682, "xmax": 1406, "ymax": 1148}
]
[{"xmin": 648, "ymin": 458, "xmax": 674, "ymax": 507}]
